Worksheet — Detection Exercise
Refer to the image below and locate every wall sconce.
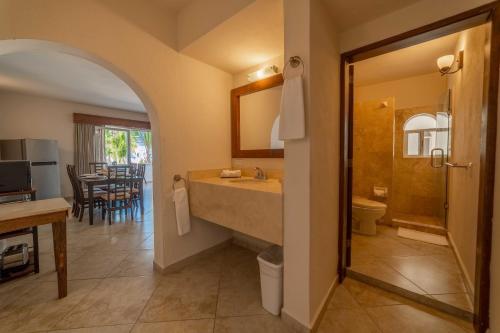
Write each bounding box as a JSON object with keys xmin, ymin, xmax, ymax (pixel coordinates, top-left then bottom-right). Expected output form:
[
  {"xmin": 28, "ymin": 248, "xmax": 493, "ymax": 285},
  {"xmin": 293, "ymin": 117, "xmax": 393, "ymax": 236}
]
[
  {"xmin": 437, "ymin": 51, "xmax": 464, "ymax": 75},
  {"xmin": 247, "ymin": 65, "xmax": 278, "ymax": 82}
]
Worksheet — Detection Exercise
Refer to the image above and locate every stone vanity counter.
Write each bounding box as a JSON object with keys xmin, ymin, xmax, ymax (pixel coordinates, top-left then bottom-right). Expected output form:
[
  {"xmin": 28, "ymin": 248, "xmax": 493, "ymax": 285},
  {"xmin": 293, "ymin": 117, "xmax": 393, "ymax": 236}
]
[{"xmin": 188, "ymin": 171, "xmax": 283, "ymax": 245}]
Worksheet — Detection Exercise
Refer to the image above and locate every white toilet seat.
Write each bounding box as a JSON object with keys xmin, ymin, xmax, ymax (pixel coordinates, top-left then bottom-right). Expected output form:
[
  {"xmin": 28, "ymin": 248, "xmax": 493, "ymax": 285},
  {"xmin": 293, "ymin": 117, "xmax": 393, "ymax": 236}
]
[
  {"xmin": 352, "ymin": 196, "xmax": 386, "ymax": 210},
  {"xmin": 352, "ymin": 196, "xmax": 387, "ymax": 235}
]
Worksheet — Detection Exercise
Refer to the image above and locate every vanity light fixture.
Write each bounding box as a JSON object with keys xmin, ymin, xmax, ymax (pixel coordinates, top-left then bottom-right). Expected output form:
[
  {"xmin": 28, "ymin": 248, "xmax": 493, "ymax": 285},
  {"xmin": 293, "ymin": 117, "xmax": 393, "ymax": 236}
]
[
  {"xmin": 247, "ymin": 65, "xmax": 278, "ymax": 82},
  {"xmin": 437, "ymin": 51, "xmax": 464, "ymax": 75}
]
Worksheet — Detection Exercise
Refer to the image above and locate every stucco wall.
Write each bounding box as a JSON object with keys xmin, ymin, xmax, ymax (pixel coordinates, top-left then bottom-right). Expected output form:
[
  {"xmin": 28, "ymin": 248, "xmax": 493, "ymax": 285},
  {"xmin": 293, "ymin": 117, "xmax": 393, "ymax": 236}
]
[
  {"xmin": 282, "ymin": 0, "xmax": 311, "ymax": 327},
  {"xmin": 0, "ymin": 0, "xmax": 233, "ymax": 269},
  {"xmin": 309, "ymin": 0, "xmax": 340, "ymax": 323},
  {"xmin": 355, "ymin": 72, "xmax": 448, "ymax": 110},
  {"xmin": 281, "ymin": 0, "xmax": 340, "ymax": 328}
]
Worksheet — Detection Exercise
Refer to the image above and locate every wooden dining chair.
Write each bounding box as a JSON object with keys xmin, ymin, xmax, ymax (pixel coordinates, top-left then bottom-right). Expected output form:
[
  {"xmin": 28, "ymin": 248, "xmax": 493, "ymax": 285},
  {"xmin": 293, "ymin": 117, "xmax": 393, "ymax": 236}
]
[
  {"xmin": 137, "ymin": 164, "xmax": 146, "ymax": 182},
  {"xmin": 100, "ymin": 173, "xmax": 135, "ymax": 224},
  {"xmin": 89, "ymin": 162, "xmax": 107, "ymax": 174},
  {"xmin": 130, "ymin": 164, "xmax": 146, "ymax": 211},
  {"xmin": 66, "ymin": 165, "xmax": 78, "ymax": 216},
  {"xmin": 67, "ymin": 165, "xmax": 105, "ymax": 221}
]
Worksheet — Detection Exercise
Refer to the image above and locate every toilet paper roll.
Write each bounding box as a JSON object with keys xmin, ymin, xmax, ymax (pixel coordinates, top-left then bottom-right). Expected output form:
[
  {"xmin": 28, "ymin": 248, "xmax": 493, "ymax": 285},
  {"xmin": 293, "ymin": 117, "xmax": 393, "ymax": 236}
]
[{"xmin": 373, "ymin": 186, "xmax": 388, "ymax": 198}]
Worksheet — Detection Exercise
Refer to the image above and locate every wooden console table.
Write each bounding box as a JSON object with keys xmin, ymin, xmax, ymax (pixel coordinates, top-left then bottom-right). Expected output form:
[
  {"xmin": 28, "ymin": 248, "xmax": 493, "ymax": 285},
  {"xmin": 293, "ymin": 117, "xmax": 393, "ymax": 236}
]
[{"xmin": 0, "ymin": 198, "xmax": 70, "ymax": 298}]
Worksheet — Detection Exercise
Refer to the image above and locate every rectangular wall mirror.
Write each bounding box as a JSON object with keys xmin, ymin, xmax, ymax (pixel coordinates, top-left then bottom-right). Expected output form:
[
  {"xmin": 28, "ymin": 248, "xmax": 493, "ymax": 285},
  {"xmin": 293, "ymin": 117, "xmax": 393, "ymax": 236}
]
[{"xmin": 231, "ymin": 74, "xmax": 284, "ymax": 158}]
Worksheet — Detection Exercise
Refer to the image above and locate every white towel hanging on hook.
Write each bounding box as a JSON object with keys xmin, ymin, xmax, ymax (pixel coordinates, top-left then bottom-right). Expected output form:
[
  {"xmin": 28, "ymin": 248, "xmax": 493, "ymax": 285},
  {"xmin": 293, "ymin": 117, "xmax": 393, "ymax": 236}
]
[{"xmin": 279, "ymin": 56, "xmax": 305, "ymax": 140}]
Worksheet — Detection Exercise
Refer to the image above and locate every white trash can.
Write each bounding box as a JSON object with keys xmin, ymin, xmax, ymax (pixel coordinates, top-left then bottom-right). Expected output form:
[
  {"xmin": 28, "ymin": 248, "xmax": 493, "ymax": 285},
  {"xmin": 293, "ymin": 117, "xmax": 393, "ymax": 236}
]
[{"xmin": 257, "ymin": 245, "xmax": 283, "ymax": 316}]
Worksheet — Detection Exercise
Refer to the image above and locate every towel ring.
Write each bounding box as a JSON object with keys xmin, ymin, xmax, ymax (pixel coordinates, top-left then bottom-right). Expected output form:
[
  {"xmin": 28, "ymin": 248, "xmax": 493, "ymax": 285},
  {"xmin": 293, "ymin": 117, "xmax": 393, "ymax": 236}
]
[
  {"xmin": 283, "ymin": 56, "xmax": 304, "ymax": 79},
  {"xmin": 172, "ymin": 174, "xmax": 187, "ymax": 191}
]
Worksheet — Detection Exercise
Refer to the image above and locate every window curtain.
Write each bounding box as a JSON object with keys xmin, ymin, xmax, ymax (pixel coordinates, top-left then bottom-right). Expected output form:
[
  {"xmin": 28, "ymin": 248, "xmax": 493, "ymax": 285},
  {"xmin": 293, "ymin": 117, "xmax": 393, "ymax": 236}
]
[
  {"xmin": 74, "ymin": 123, "xmax": 99, "ymax": 175},
  {"xmin": 94, "ymin": 126, "xmax": 105, "ymax": 163}
]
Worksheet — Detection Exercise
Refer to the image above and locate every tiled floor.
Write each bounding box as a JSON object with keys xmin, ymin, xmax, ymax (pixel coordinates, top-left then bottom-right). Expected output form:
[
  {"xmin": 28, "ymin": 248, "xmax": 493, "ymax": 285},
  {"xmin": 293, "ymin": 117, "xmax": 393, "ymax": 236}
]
[
  {"xmin": 350, "ymin": 225, "xmax": 473, "ymax": 312},
  {"xmin": 0, "ymin": 186, "xmax": 473, "ymax": 332},
  {"xmin": 317, "ymin": 279, "xmax": 473, "ymax": 333}
]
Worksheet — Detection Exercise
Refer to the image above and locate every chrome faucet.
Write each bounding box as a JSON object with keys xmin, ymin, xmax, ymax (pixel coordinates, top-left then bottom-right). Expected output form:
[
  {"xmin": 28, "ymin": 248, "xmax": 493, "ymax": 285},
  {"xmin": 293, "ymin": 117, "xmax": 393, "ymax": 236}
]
[{"xmin": 254, "ymin": 167, "xmax": 267, "ymax": 180}]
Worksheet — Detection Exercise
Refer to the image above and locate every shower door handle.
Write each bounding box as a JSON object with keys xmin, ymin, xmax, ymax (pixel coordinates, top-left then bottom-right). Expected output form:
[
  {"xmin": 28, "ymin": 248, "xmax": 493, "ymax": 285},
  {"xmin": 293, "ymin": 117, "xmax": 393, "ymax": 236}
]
[
  {"xmin": 445, "ymin": 162, "xmax": 473, "ymax": 169},
  {"xmin": 430, "ymin": 148, "xmax": 445, "ymax": 168}
]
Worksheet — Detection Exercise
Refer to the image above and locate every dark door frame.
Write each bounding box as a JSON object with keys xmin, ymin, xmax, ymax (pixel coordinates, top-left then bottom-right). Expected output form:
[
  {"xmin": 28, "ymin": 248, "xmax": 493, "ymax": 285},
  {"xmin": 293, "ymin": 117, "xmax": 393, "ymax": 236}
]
[{"xmin": 338, "ymin": 2, "xmax": 500, "ymax": 333}]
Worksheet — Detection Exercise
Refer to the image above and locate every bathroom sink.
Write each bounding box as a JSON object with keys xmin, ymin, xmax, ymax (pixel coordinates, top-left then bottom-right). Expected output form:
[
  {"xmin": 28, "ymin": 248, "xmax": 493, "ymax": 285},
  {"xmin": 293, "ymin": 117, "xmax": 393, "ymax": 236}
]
[{"xmin": 229, "ymin": 178, "xmax": 269, "ymax": 183}]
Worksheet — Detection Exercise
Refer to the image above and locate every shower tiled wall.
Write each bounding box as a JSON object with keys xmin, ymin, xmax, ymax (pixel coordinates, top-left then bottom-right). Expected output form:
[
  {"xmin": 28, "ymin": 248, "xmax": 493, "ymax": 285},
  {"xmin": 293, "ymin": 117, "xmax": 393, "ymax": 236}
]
[
  {"xmin": 353, "ymin": 99, "xmax": 447, "ymax": 226},
  {"xmin": 393, "ymin": 105, "xmax": 447, "ymax": 221},
  {"xmin": 353, "ymin": 97, "xmax": 395, "ymax": 224}
]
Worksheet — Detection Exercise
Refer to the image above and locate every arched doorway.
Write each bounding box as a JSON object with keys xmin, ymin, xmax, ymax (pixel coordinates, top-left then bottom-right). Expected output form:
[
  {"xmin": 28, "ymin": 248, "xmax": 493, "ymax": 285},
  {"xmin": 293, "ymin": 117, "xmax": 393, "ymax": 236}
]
[{"xmin": 0, "ymin": 39, "xmax": 159, "ymax": 276}]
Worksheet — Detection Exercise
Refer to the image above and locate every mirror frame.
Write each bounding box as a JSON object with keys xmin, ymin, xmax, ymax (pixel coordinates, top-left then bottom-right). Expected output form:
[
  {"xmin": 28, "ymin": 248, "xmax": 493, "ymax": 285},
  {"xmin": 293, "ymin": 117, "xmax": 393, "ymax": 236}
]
[{"xmin": 231, "ymin": 73, "xmax": 284, "ymax": 158}]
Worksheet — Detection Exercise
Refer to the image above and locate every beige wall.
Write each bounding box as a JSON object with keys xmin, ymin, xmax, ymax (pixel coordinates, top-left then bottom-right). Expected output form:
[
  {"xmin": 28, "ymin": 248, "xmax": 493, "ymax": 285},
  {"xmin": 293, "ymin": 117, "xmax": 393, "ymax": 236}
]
[
  {"xmin": 355, "ymin": 72, "xmax": 448, "ymax": 109},
  {"xmin": 282, "ymin": 0, "xmax": 311, "ymax": 326},
  {"xmin": 446, "ymin": 24, "xmax": 487, "ymax": 293},
  {"xmin": 282, "ymin": 0, "xmax": 340, "ymax": 327},
  {"xmin": 0, "ymin": 0, "xmax": 235, "ymax": 270},
  {"xmin": 177, "ymin": 0, "xmax": 254, "ymax": 50},
  {"xmin": 309, "ymin": 0, "xmax": 340, "ymax": 323},
  {"xmin": 353, "ymin": 98, "xmax": 394, "ymax": 223},
  {"xmin": 0, "ymin": 90, "xmax": 149, "ymax": 198},
  {"xmin": 98, "ymin": 0, "xmax": 177, "ymax": 50}
]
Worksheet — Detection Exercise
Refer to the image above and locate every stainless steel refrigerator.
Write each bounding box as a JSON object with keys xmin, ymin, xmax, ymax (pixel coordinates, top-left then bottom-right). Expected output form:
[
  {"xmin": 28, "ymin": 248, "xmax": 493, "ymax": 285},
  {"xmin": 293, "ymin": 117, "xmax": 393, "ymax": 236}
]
[{"xmin": 0, "ymin": 139, "xmax": 61, "ymax": 199}]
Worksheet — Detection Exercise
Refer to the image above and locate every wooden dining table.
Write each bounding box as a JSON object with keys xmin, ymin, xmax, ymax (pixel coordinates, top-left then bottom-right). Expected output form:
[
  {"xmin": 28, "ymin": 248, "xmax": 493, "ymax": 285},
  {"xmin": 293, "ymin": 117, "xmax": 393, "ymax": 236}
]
[
  {"xmin": 0, "ymin": 198, "xmax": 70, "ymax": 298},
  {"xmin": 79, "ymin": 175, "xmax": 145, "ymax": 225}
]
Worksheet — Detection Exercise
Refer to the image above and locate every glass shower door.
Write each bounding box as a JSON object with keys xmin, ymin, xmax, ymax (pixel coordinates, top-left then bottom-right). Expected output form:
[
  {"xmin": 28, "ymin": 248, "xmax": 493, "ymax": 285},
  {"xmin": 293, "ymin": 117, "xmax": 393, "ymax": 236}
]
[{"xmin": 431, "ymin": 89, "xmax": 452, "ymax": 227}]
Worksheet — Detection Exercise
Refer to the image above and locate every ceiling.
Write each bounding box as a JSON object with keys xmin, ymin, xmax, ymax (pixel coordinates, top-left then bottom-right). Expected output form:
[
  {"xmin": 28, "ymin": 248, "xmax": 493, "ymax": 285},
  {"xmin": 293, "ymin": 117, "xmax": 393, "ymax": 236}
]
[
  {"xmin": 181, "ymin": 0, "xmax": 284, "ymax": 74},
  {"xmin": 354, "ymin": 32, "xmax": 460, "ymax": 86},
  {"xmin": 0, "ymin": 51, "xmax": 145, "ymax": 112},
  {"xmin": 323, "ymin": 0, "xmax": 421, "ymax": 31},
  {"xmin": 150, "ymin": 0, "xmax": 193, "ymax": 13}
]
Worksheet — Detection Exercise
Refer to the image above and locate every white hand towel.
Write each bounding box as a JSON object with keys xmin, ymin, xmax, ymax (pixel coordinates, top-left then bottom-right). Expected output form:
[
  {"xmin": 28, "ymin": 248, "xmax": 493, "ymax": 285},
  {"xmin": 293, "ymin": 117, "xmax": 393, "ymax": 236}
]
[
  {"xmin": 220, "ymin": 169, "xmax": 241, "ymax": 178},
  {"xmin": 173, "ymin": 188, "xmax": 191, "ymax": 236},
  {"xmin": 279, "ymin": 75, "xmax": 305, "ymax": 140}
]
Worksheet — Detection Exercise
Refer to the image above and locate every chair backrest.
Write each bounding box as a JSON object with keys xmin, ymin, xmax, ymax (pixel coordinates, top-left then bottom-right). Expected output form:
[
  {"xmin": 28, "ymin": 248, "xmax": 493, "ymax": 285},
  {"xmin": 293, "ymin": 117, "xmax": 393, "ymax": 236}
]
[
  {"xmin": 66, "ymin": 165, "xmax": 76, "ymax": 199},
  {"xmin": 67, "ymin": 164, "xmax": 85, "ymax": 202},
  {"xmin": 107, "ymin": 165, "xmax": 129, "ymax": 179},
  {"xmin": 129, "ymin": 164, "xmax": 138, "ymax": 177},
  {"xmin": 89, "ymin": 162, "xmax": 107, "ymax": 174},
  {"xmin": 137, "ymin": 164, "xmax": 146, "ymax": 179}
]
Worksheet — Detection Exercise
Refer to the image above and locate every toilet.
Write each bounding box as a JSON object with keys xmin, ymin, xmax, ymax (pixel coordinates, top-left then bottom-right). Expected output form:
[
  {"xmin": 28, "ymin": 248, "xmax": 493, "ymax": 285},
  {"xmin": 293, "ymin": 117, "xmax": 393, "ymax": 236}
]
[{"xmin": 352, "ymin": 196, "xmax": 387, "ymax": 235}]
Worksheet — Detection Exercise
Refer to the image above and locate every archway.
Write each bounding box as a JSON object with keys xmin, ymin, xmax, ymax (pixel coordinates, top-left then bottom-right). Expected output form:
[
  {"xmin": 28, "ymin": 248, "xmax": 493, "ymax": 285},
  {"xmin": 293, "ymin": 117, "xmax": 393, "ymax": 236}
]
[{"xmin": 0, "ymin": 37, "xmax": 162, "ymax": 260}]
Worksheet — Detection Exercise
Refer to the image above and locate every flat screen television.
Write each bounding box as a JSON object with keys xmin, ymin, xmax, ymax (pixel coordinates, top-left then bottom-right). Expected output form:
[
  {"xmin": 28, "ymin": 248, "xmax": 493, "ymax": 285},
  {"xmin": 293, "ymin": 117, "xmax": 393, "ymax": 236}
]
[{"xmin": 0, "ymin": 161, "xmax": 32, "ymax": 193}]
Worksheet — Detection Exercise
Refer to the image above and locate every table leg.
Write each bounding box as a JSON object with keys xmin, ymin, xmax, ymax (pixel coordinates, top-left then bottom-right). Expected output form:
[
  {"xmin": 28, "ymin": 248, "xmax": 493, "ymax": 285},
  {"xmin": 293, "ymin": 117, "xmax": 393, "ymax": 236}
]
[
  {"xmin": 88, "ymin": 184, "xmax": 94, "ymax": 225},
  {"xmin": 32, "ymin": 226, "xmax": 40, "ymax": 274},
  {"xmin": 52, "ymin": 221, "xmax": 67, "ymax": 298},
  {"xmin": 140, "ymin": 181, "xmax": 144, "ymax": 215}
]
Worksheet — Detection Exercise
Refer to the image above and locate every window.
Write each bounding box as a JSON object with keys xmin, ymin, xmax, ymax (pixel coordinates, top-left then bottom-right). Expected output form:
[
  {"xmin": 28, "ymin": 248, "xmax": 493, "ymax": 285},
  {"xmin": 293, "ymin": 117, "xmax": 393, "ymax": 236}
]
[
  {"xmin": 130, "ymin": 130, "xmax": 153, "ymax": 164},
  {"xmin": 101, "ymin": 127, "xmax": 152, "ymax": 165},
  {"xmin": 403, "ymin": 113, "xmax": 449, "ymax": 157},
  {"xmin": 104, "ymin": 128, "xmax": 129, "ymax": 164}
]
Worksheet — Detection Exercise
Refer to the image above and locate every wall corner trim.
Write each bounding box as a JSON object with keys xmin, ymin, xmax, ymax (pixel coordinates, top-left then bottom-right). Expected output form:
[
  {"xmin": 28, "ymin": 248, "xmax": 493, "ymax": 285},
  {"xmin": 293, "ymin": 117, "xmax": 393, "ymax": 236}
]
[{"xmin": 310, "ymin": 276, "xmax": 339, "ymax": 332}]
